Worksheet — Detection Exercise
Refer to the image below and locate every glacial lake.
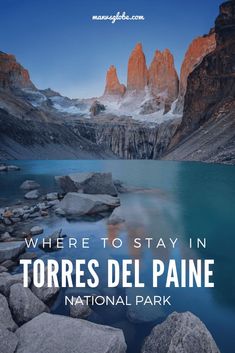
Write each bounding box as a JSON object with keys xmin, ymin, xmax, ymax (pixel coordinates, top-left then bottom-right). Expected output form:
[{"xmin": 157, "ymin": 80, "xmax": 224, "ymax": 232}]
[{"xmin": 0, "ymin": 160, "xmax": 235, "ymax": 353}]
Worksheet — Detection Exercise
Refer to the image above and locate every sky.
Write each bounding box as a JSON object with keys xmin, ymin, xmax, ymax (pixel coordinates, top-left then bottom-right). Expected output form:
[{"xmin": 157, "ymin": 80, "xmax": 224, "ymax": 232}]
[{"xmin": 0, "ymin": 0, "xmax": 223, "ymax": 98}]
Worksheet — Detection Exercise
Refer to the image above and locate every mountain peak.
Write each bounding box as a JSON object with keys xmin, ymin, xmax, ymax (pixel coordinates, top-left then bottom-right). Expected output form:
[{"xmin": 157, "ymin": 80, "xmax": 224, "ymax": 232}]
[
  {"xmin": 0, "ymin": 51, "xmax": 35, "ymax": 90},
  {"xmin": 127, "ymin": 43, "xmax": 148, "ymax": 91},
  {"xmin": 104, "ymin": 65, "xmax": 126, "ymax": 97},
  {"xmin": 148, "ymin": 49, "xmax": 179, "ymax": 102}
]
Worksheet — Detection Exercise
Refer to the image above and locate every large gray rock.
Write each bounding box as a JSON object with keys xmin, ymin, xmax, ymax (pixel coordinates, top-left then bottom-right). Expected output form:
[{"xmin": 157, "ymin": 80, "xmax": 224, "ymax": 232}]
[
  {"xmin": 15, "ymin": 313, "xmax": 127, "ymax": 353},
  {"xmin": 0, "ymin": 273, "xmax": 31, "ymax": 297},
  {"xmin": 0, "ymin": 241, "xmax": 26, "ymax": 262},
  {"xmin": 20, "ymin": 180, "xmax": 40, "ymax": 190},
  {"xmin": 0, "ymin": 294, "xmax": 17, "ymax": 331},
  {"xmin": 55, "ymin": 172, "xmax": 118, "ymax": 196},
  {"xmin": 31, "ymin": 268, "xmax": 60, "ymax": 303},
  {"xmin": 59, "ymin": 192, "xmax": 120, "ymax": 217},
  {"xmin": 9, "ymin": 283, "xmax": 48, "ymax": 325},
  {"xmin": 0, "ymin": 324, "xmax": 18, "ymax": 353},
  {"xmin": 89, "ymin": 100, "xmax": 105, "ymax": 116},
  {"xmin": 141, "ymin": 311, "xmax": 220, "ymax": 353}
]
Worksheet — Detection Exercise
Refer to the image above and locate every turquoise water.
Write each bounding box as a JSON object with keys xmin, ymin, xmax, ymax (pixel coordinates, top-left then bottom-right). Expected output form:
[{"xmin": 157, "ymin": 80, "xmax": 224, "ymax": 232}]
[{"xmin": 0, "ymin": 160, "xmax": 235, "ymax": 352}]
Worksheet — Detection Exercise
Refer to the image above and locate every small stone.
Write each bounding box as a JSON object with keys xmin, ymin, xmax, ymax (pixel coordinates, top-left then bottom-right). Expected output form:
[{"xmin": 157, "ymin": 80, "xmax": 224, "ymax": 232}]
[
  {"xmin": 6, "ymin": 165, "xmax": 20, "ymax": 171},
  {"xmin": 70, "ymin": 297, "xmax": 93, "ymax": 319},
  {"xmin": 40, "ymin": 210, "xmax": 48, "ymax": 217},
  {"xmin": 48, "ymin": 199, "xmax": 60, "ymax": 207},
  {"xmin": 46, "ymin": 193, "xmax": 58, "ymax": 201},
  {"xmin": 0, "ymin": 166, "xmax": 7, "ymax": 172},
  {"xmin": 54, "ymin": 208, "xmax": 65, "ymax": 216},
  {"xmin": 30, "ymin": 226, "xmax": 43, "ymax": 236},
  {"xmin": 3, "ymin": 211, "xmax": 13, "ymax": 218},
  {"xmin": 24, "ymin": 190, "xmax": 40, "ymax": 200}
]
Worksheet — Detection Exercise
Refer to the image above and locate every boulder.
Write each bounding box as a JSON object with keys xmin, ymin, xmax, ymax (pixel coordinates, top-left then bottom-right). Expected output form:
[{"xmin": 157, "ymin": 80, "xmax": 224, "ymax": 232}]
[
  {"xmin": 69, "ymin": 297, "xmax": 93, "ymax": 319},
  {"xmin": 90, "ymin": 100, "xmax": 105, "ymax": 116},
  {"xmin": 141, "ymin": 311, "xmax": 220, "ymax": 353},
  {"xmin": 15, "ymin": 313, "xmax": 127, "ymax": 353},
  {"xmin": 0, "ymin": 273, "xmax": 31, "ymax": 297},
  {"xmin": 30, "ymin": 226, "xmax": 43, "ymax": 236},
  {"xmin": 20, "ymin": 180, "xmax": 40, "ymax": 191},
  {"xmin": 31, "ymin": 268, "xmax": 60, "ymax": 303},
  {"xmin": 59, "ymin": 192, "xmax": 120, "ymax": 217},
  {"xmin": 108, "ymin": 206, "xmax": 125, "ymax": 225},
  {"xmin": 0, "ymin": 241, "xmax": 26, "ymax": 262},
  {"xmin": 0, "ymin": 324, "xmax": 18, "ymax": 353},
  {"xmin": 55, "ymin": 172, "xmax": 118, "ymax": 196},
  {"xmin": 24, "ymin": 190, "xmax": 40, "ymax": 200},
  {"xmin": 45, "ymin": 193, "xmax": 58, "ymax": 201},
  {"xmin": 0, "ymin": 294, "xmax": 18, "ymax": 331},
  {"xmin": 9, "ymin": 283, "xmax": 48, "ymax": 325}
]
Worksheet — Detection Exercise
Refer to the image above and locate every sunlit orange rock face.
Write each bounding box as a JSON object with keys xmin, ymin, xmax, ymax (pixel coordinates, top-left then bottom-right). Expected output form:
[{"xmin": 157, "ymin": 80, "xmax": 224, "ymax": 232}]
[
  {"xmin": 179, "ymin": 32, "xmax": 216, "ymax": 99},
  {"xmin": 0, "ymin": 51, "xmax": 34, "ymax": 89},
  {"xmin": 127, "ymin": 43, "xmax": 148, "ymax": 91},
  {"xmin": 148, "ymin": 49, "xmax": 179, "ymax": 102},
  {"xmin": 104, "ymin": 65, "xmax": 126, "ymax": 96}
]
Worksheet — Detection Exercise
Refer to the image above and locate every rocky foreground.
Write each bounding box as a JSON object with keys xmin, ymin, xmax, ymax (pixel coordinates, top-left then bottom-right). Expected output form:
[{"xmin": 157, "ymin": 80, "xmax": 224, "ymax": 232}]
[{"xmin": 0, "ymin": 167, "xmax": 221, "ymax": 353}]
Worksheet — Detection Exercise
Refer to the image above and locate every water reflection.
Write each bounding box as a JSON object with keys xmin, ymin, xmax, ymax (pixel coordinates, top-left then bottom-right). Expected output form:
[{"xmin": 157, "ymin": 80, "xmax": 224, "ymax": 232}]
[{"xmin": 1, "ymin": 160, "xmax": 235, "ymax": 353}]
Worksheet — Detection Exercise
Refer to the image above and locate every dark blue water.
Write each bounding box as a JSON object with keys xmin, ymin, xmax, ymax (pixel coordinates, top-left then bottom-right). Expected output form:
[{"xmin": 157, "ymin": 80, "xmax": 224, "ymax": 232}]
[{"xmin": 0, "ymin": 160, "xmax": 235, "ymax": 353}]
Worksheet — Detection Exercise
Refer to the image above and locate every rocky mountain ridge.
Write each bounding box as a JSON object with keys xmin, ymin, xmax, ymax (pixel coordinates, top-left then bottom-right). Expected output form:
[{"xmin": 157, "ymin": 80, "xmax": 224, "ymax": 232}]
[
  {"xmin": 0, "ymin": 51, "xmax": 35, "ymax": 90},
  {"xmin": 164, "ymin": 0, "xmax": 235, "ymax": 164},
  {"xmin": 0, "ymin": 1, "xmax": 234, "ymax": 163}
]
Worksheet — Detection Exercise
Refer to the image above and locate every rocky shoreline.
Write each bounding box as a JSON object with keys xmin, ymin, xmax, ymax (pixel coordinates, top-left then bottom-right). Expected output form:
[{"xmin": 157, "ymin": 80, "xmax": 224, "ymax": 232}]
[{"xmin": 0, "ymin": 164, "xmax": 222, "ymax": 353}]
